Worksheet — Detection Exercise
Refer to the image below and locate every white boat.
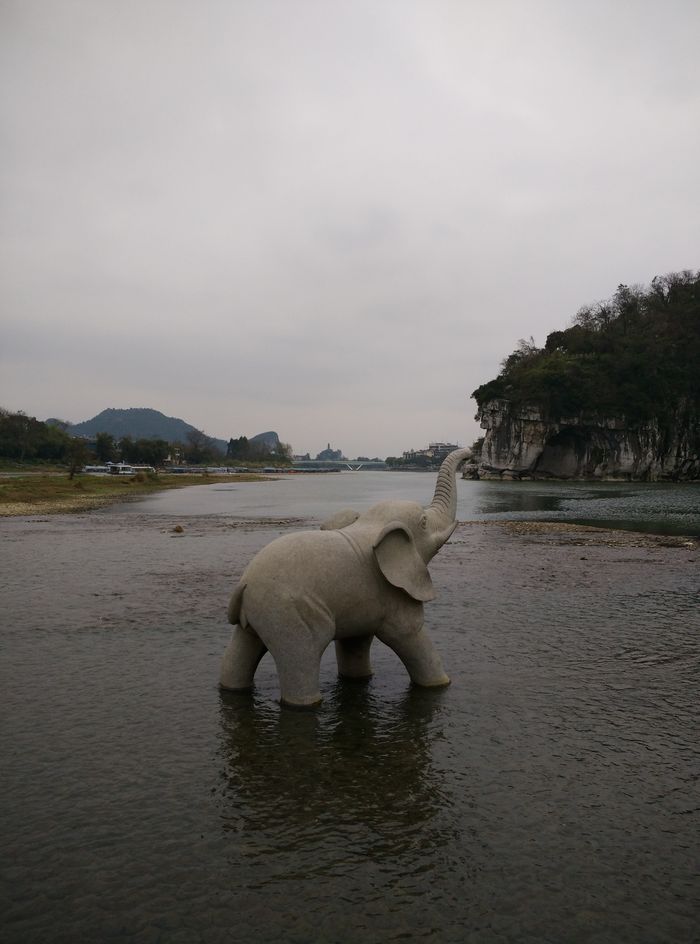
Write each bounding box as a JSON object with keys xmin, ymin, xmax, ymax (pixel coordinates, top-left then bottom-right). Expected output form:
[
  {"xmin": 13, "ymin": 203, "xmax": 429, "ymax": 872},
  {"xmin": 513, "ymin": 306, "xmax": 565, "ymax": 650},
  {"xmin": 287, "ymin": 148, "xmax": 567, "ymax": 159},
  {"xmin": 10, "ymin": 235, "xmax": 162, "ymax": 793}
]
[{"xmin": 107, "ymin": 462, "xmax": 136, "ymax": 475}]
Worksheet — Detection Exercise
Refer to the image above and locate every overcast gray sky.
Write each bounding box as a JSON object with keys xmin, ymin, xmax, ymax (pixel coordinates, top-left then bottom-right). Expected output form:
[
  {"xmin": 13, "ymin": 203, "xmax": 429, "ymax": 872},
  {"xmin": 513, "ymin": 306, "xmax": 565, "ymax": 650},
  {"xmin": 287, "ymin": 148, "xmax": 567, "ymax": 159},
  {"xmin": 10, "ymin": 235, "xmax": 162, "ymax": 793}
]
[{"xmin": 1, "ymin": 0, "xmax": 698, "ymax": 458}]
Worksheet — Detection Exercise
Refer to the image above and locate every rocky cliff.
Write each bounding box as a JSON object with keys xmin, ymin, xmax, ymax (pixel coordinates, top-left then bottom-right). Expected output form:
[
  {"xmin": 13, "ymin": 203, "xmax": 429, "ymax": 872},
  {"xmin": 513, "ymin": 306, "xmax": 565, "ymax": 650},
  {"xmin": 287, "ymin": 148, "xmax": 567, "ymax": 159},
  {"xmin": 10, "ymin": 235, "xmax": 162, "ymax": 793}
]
[
  {"xmin": 470, "ymin": 271, "xmax": 699, "ymax": 482},
  {"xmin": 475, "ymin": 398, "xmax": 700, "ymax": 481}
]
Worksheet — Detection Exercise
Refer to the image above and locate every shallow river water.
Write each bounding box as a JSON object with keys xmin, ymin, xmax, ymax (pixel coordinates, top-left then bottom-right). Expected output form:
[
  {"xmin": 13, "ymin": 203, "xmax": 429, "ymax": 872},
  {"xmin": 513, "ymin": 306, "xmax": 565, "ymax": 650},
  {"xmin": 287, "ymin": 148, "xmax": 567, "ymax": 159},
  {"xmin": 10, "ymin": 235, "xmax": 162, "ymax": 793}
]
[
  {"xmin": 111, "ymin": 473, "xmax": 700, "ymax": 537},
  {"xmin": 1, "ymin": 476, "xmax": 698, "ymax": 943}
]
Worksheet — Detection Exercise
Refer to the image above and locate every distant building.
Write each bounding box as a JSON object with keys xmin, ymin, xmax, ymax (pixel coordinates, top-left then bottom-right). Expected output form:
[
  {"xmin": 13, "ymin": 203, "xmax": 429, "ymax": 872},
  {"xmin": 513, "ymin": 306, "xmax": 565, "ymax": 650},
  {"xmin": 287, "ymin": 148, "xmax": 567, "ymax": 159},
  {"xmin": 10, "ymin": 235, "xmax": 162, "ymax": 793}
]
[
  {"xmin": 316, "ymin": 443, "xmax": 345, "ymax": 461},
  {"xmin": 428, "ymin": 441, "xmax": 461, "ymax": 461},
  {"xmin": 402, "ymin": 441, "xmax": 461, "ymax": 463}
]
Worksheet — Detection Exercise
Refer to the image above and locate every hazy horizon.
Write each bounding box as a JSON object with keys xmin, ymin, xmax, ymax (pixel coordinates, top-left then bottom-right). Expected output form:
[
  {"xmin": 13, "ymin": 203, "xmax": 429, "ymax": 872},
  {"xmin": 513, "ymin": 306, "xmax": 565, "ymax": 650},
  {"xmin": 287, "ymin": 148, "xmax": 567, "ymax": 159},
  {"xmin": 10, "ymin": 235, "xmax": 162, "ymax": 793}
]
[{"xmin": 2, "ymin": 1, "xmax": 699, "ymax": 457}]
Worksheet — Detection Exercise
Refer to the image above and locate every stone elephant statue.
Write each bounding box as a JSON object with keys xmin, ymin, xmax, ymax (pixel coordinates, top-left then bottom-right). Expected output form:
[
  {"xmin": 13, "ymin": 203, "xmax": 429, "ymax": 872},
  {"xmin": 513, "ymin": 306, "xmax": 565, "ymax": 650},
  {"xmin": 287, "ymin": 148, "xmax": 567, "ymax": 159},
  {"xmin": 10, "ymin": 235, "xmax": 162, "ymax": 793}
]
[{"xmin": 220, "ymin": 447, "xmax": 471, "ymax": 707}]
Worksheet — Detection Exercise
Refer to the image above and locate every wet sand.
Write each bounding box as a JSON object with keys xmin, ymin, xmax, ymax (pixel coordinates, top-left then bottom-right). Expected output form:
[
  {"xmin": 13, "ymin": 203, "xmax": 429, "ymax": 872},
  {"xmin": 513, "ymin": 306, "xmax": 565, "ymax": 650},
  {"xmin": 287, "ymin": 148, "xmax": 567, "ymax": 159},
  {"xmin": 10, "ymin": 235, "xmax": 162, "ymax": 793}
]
[
  {"xmin": 1, "ymin": 511, "xmax": 698, "ymax": 943},
  {"xmin": 0, "ymin": 494, "xmax": 132, "ymax": 516}
]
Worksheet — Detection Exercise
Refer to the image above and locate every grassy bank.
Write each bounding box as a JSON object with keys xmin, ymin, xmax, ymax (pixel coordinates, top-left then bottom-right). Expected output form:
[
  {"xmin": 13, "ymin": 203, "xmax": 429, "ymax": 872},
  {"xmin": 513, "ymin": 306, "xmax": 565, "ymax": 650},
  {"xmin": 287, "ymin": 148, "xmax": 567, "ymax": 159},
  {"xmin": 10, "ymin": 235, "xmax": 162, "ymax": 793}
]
[{"xmin": 0, "ymin": 472, "xmax": 268, "ymax": 516}]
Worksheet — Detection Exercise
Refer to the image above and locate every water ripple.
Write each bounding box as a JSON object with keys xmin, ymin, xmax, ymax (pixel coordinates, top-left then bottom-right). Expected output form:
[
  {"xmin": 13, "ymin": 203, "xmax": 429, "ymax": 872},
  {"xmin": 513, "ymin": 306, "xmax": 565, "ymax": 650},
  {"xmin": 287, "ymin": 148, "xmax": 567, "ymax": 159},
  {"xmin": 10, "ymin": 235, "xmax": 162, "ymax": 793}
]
[{"xmin": 1, "ymin": 513, "xmax": 698, "ymax": 943}]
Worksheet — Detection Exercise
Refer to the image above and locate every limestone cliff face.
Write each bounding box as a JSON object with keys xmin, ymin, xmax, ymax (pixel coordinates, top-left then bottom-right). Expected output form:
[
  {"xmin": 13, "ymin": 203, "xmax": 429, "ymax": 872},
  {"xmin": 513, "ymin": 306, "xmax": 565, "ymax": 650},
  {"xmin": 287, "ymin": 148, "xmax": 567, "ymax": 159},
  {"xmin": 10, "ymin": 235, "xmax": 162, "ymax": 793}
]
[{"xmin": 476, "ymin": 399, "xmax": 700, "ymax": 481}]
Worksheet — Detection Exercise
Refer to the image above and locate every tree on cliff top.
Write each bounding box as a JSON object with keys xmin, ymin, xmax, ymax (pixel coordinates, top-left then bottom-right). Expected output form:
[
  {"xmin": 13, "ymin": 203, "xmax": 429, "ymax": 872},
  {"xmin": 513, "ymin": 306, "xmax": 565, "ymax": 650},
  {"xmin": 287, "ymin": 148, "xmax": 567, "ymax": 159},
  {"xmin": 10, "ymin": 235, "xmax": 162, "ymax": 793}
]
[{"xmin": 472, "ymin": 270, "xmax": 700, "ymax": 423}]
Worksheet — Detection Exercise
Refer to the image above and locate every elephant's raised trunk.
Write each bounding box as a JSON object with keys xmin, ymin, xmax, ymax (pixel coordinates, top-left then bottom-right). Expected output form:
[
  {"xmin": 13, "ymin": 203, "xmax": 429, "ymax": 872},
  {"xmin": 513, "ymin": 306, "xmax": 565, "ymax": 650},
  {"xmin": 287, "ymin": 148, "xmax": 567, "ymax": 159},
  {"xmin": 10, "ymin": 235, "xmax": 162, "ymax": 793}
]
[{"xmin": 424, "ymin": 447, "xmax": 472, "ymax": 552}]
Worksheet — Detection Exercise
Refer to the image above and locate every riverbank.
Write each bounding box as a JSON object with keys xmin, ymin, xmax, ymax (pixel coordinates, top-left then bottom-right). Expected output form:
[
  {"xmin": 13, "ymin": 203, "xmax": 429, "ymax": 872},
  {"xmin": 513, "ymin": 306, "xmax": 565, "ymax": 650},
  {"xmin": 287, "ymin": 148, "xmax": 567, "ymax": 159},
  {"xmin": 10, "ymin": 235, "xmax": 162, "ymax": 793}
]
[
  {"xmin": 0, "ymin": 472, "xmax": 269, "ymax": 516},
  {"xmin": 484, "ymin": 519, "xmax": 698, "ymax": 549}
]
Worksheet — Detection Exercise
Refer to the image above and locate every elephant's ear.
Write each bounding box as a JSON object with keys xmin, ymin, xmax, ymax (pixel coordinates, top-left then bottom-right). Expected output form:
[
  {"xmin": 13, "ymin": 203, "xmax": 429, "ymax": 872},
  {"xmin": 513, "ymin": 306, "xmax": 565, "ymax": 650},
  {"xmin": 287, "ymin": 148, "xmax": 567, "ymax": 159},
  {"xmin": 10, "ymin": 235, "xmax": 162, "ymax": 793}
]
[
  {"xmin": 320, "ymin": 508, "xmax": 360, "ymax": 531},
  {"xmin": 373, "ymin": 522, "xmax": 435, "ymax": 602}
]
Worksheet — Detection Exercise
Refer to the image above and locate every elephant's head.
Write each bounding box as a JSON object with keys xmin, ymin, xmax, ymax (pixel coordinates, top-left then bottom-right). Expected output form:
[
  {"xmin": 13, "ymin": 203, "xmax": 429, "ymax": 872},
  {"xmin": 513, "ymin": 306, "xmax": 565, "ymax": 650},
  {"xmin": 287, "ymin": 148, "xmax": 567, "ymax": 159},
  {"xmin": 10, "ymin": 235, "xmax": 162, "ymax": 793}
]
[{"xmin": 320, "ymin": 447, "xmax": 471, "ymax": 603}]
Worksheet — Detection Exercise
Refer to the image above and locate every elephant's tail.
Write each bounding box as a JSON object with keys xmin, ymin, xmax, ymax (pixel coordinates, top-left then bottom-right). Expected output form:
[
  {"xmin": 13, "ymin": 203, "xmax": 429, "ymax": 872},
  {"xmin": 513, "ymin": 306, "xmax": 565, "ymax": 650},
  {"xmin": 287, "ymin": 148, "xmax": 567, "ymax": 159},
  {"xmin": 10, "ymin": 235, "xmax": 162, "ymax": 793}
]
[{"xmin": 227, "ymin": 582, "xmax": 247, "ymax": 626}]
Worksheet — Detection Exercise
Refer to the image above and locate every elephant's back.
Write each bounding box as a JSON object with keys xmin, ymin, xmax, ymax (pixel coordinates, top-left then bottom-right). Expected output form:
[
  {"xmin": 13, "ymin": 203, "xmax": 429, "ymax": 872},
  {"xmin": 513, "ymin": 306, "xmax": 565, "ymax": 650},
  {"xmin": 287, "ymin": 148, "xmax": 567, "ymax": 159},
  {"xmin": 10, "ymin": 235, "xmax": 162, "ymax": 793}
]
[
  {"xmin": 239, "ymin": 527, "xmax": 391, "ymax": 637},
  {"xmin": 242, "ymin": 529, "xmax": 352, "ymax": 582}
]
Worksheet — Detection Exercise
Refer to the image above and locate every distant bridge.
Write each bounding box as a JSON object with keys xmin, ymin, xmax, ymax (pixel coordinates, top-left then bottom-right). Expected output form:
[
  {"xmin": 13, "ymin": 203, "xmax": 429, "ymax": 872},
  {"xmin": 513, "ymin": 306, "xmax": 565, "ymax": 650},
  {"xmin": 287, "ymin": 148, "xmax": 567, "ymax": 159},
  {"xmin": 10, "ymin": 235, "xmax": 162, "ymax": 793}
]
[{"xmin": 292, "ymin": 459, "xmax": 387, "ymax": 471}]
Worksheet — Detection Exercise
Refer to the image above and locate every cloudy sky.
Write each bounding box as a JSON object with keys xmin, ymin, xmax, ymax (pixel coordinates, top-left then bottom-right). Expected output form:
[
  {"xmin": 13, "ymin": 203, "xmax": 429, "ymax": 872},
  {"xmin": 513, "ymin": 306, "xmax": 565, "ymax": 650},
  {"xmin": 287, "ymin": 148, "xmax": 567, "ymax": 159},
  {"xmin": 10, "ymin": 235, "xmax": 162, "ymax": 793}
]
[{"xmin": 2, "ymin": 0, "xmax": 698, "ymax": 458}]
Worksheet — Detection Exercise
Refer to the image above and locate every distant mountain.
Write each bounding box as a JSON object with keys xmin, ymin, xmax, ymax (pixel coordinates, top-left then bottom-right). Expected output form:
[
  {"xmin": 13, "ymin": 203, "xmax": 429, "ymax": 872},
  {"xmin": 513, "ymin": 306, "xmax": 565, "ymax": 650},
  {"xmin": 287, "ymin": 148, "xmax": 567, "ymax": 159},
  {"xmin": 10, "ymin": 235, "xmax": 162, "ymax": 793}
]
[
  {"xmin": 249, "ymin": 431, "xmax": 281, "ymax": 450},
  {"xmin": 49, "ymin": 408, "xmax": 228, "ymax": 452},
  {"xmin": 45, "ymin": 408, "xmax": 290, "ymax": 457}
]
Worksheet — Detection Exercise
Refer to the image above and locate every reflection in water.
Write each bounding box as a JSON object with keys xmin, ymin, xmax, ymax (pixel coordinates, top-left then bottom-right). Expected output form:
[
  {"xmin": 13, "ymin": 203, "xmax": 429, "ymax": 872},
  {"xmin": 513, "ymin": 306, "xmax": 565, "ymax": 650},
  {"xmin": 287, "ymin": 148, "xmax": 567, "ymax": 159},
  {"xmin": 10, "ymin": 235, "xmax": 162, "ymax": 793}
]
[
  {"xmin": 474, "ymin": 484, "xmax": 566, "ymax": 515},
  {"xmin": 471, "ymin": 480, "xmax": 700, "ymax": 535},
  {"xmin": 216, "ymin": 684, "xmax": 452, "ymax": 882}
]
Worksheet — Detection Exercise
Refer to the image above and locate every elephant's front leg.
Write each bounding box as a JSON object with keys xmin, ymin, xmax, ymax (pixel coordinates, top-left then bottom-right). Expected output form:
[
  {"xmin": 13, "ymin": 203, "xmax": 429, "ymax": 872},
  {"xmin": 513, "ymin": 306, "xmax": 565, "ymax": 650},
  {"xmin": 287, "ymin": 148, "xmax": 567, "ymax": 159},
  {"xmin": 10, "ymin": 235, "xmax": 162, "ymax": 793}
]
[
  {"xmin": 335, "ymin": 635, "xmax": 374, "ymax": 680},
  {"xmin": 380, "ymin": 612, "xmax": 450, "ymax": 688}
]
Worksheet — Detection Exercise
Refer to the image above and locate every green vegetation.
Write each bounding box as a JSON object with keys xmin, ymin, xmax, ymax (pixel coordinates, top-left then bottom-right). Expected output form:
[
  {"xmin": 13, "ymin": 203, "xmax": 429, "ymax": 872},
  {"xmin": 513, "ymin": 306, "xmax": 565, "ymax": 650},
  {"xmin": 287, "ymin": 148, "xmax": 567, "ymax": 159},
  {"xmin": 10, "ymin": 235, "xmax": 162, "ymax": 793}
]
[
  {"xmin": 0, "ymin": 410, "xmax": 74, "ymax": 462},
  {"xmin": 100, "ymin": 433, "xmax": 171, "ymax": 466},
  {"xmin": 0, "ymin": 407, "xmax": 299, "ymax": 475},
  {"xmin": 472, "ymin": 270, "xmax": 700, "ymax": 424},
  {"xmin": 0, "ymin": 409, "xmax": 227, "ymax": 467},
  {"xmin": 0, "ymin": 472, "xmax": 266, "ymax": 516},
  {"xmin": 226, "ymin": 435, "xmax": 293, "ymax": 465}
]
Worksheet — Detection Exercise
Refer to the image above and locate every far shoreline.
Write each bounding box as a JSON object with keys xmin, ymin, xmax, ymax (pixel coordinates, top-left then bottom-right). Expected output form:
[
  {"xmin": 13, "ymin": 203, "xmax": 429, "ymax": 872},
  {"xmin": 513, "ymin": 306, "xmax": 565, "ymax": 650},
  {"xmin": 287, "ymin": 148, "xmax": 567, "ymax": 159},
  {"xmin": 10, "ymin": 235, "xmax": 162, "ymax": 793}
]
[{"xmin": 0, "ymin": 471, "xmax": 272, "ymax": 517}]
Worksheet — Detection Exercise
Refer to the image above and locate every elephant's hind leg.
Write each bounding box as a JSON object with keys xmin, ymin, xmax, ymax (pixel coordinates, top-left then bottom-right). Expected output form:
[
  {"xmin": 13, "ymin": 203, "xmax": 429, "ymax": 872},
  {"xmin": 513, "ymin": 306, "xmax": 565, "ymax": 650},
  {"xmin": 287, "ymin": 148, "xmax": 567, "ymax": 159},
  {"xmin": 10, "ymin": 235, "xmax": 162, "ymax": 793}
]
[
  {"xmin": 263, "ymin": 617, "xmax": 334, "ymax": 709},
  {"xmin": 268, "ymin": 628, "xmax": 327, "ymax": 708},
  {"xmin": 335, "ymin": 635, "xmax": 374, "ymax": 680},
  {"xmin": 220, "ymin": 625, "xmax": 267, "ymax": 692}
]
